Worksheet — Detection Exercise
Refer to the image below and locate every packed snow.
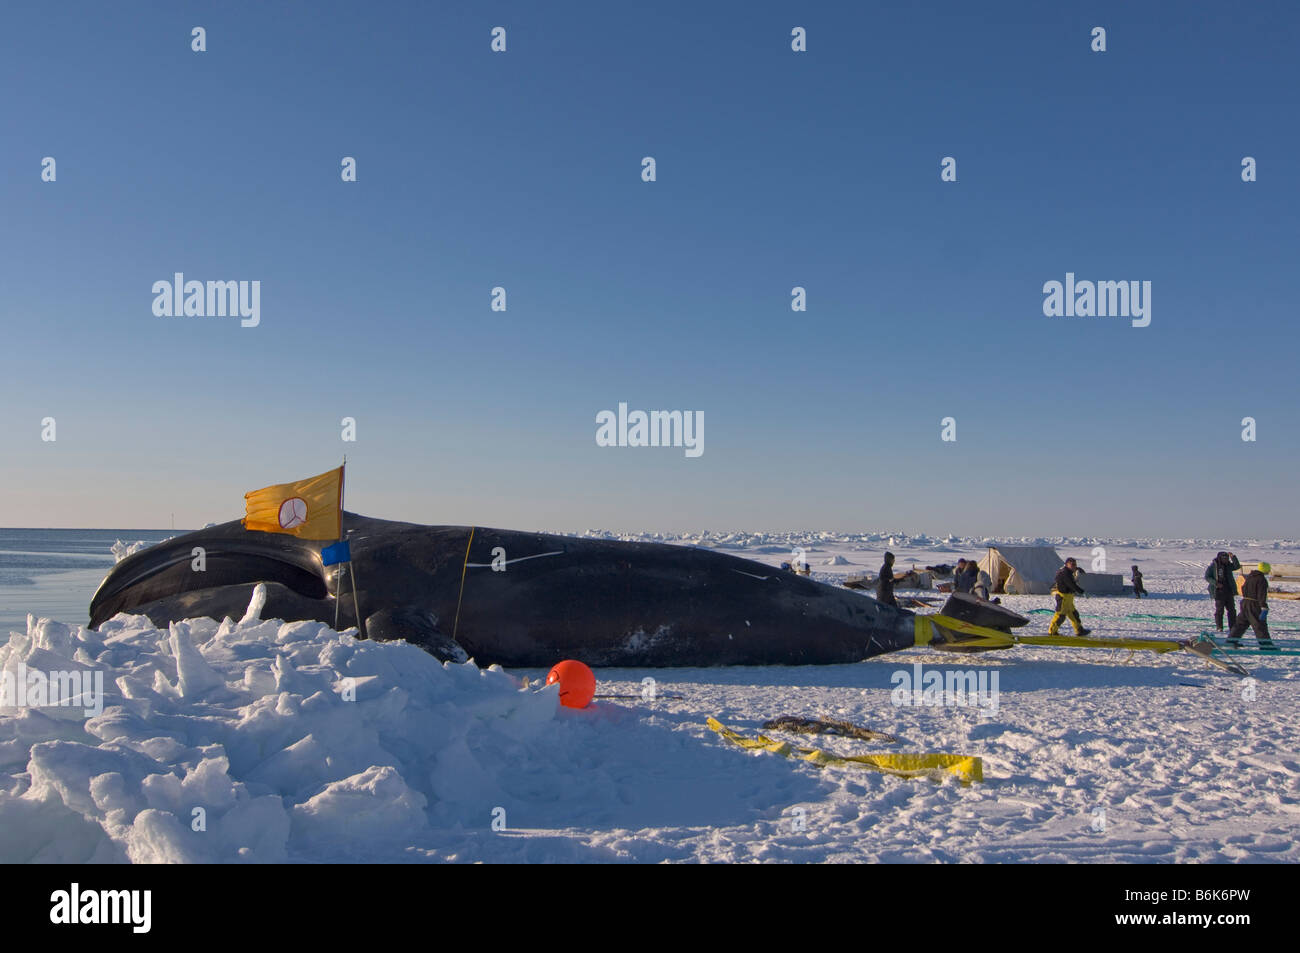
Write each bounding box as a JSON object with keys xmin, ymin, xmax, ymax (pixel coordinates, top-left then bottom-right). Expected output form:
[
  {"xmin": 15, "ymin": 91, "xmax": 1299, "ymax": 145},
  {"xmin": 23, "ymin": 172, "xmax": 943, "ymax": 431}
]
[{"xmin": 1, "ymin": 538, "xmax": 1297, "ymax": 863}]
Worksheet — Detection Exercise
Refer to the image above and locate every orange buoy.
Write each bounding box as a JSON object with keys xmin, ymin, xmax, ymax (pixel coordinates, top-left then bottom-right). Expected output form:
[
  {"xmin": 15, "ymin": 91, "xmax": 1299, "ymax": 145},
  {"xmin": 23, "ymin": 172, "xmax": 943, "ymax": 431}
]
[{"xmin": 545, "ymin": 660, "xmax": 596, "ymax": 709}]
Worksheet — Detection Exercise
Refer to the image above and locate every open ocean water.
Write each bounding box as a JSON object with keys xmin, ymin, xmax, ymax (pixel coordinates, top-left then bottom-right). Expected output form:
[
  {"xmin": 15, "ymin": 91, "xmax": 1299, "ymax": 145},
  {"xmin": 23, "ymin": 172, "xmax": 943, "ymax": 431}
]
[{"xmin": 0, "ymin": 529, "xmax": 181, "ymax": 636}]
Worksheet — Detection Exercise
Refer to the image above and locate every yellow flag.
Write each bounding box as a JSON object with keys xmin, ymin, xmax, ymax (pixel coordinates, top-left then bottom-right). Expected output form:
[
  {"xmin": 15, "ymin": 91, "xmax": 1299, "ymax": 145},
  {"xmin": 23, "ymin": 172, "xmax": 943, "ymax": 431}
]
[{"xmin": 243, "ymin": 466, "xmax": 343, "ymax": 540}]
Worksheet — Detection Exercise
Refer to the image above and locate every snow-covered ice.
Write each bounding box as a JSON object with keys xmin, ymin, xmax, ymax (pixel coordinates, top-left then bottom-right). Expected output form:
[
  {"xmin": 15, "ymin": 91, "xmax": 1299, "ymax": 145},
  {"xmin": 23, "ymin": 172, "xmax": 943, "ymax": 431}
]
[{"xmin": 1, "ymin": 539, "xmax": 1297, "ymax": 863}]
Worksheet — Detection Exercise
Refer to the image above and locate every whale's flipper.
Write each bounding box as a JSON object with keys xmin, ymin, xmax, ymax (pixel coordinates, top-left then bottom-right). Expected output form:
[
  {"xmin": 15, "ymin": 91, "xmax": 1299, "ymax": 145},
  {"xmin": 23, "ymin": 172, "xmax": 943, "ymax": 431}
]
[{"xmin": 365, "ymin": 606, "xmax": 468, "ymax": 664}]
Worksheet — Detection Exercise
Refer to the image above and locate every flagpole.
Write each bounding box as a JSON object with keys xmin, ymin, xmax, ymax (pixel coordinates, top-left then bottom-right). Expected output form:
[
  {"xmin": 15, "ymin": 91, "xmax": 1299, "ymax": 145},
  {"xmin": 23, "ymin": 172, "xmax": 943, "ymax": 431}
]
[
  {"xmin": 339, "ymin": 456, "xmax": 368, "ymax": 640},
  {"xmin": 350, "ymin": 566, "xmax": 365, "ymax": 640},
  {"xmin": 334, "ymin": 456, "xmax": 345, "ymax": 632}
]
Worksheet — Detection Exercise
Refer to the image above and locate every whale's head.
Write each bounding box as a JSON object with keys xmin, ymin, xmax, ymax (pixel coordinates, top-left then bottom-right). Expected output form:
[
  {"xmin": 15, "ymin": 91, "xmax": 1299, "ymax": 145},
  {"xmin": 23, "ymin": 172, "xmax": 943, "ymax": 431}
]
[{"xmin": 89, "ymin": 518, "xmax": 330, "ymax": 629}]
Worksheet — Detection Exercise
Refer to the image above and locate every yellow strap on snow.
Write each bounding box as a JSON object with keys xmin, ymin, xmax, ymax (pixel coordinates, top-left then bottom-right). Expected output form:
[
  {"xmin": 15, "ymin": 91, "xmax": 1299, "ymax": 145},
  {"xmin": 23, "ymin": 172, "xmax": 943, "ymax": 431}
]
[
  {"xmin": 917, "ymin": 614, "xmax": 1184, "ymax": 654},
  {"xmin": 1014, "ymin": 634, "xmax": 1183, "ymax": 653},
  {"xmin": 706, "ymin": 717, "xmax": 983, "ymax": 785}
]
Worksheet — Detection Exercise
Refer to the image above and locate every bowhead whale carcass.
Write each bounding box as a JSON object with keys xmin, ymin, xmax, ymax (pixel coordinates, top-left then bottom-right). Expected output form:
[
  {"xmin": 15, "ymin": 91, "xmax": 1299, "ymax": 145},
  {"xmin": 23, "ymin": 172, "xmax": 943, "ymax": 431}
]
[{"xmin": 90, "ymin": 513, "xmax": 918, "ymax": 667}]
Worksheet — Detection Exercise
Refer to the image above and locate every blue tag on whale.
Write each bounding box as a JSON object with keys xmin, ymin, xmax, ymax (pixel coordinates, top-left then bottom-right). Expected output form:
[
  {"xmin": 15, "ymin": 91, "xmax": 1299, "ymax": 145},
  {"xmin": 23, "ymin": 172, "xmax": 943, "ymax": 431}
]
[{"xmin": 321, "ymin": 540, "xmax": 351, "ymax": 566}]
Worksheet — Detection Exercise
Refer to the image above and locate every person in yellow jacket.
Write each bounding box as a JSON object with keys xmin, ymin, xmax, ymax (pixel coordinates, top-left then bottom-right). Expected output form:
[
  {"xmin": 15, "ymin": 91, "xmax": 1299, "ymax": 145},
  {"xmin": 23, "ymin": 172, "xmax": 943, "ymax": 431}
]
[{"xmin": 1048, "ymin": 557, "xmax": 1093, "ymax": 636}]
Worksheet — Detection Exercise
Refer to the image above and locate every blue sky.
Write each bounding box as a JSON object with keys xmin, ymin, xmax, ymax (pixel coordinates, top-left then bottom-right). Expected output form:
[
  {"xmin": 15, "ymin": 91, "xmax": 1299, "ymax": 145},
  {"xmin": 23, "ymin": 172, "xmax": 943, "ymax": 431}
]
[{"xmin": 2, "ymin": 1, "xmax": 1297, "ymax": 537}]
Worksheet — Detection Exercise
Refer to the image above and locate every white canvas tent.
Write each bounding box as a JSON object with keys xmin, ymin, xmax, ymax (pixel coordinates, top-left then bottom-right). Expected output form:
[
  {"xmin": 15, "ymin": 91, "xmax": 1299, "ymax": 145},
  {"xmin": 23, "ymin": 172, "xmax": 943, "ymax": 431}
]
[
  {"xmin": 978, "ymin": 545, "xmax": 1064, "ymax": 595},
  {"xmin": 978, "ymin": 545, "xmax": 1126, "ymax": 595}
]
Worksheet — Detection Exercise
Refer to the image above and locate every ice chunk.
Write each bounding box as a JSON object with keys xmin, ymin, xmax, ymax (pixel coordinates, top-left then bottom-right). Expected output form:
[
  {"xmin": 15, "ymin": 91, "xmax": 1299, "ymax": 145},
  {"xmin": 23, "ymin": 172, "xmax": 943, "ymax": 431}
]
[{"xmin": 240, "ymin": 583, "xmax": 267, "ymax": 624}]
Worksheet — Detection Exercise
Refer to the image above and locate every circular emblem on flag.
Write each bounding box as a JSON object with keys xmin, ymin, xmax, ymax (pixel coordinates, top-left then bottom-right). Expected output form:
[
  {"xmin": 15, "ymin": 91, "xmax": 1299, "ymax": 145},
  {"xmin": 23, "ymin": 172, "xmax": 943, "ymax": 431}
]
[{"xmin": 278, "ymin": 497, "xmax": 309, "ymax": 529}]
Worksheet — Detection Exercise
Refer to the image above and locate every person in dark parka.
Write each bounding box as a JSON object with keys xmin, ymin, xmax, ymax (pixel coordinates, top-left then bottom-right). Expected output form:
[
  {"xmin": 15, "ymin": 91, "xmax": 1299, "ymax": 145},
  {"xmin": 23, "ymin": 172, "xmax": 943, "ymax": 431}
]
[
  {"xmin": 1048, "ymin": 557, "xmax": 1092, "ymax": 636},
  {"xmin": 876, "ymin": 551, "xmax": 899, "ymax": 608},
  {"xmin": 953, "ymin": 558, "xmax": 973, "ymax": 594},
  {"xmin": 1204, "ymin": 552, "xmax": 1241, "ymax": 630},
  {"xmin": 1131, "ymin": 565, "xmax": 1147, "ymax": 598},
  {"xmin": 1226, "ymin": 563, "xmax": 1277, "ymax": 650}
]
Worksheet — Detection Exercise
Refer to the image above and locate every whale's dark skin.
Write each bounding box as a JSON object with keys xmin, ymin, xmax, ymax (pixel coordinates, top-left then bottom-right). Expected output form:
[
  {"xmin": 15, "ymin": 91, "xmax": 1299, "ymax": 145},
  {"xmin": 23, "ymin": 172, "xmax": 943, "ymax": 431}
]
[{"xmin": 89, "ymin": 513, "xmax": 919, "ymax": 667}]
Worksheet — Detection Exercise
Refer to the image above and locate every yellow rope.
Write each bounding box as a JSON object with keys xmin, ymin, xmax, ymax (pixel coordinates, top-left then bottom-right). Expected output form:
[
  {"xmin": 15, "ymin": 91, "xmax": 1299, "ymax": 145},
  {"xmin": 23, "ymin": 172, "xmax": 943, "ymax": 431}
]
[
  {"xmin": 707, "ymin": 718, "xmax": 983, "ymax": 784},
  {"xmin": 452, "ymin": 526, "xmax": 475, "ymax": 639}
]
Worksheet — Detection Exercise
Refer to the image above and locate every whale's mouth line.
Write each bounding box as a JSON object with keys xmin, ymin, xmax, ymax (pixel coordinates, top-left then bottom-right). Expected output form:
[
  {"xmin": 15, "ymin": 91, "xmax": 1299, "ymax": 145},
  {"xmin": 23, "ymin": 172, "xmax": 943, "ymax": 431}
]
[{"xmin": 465, "ymin": 550, "xmax": 564, "ymax": 569}]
